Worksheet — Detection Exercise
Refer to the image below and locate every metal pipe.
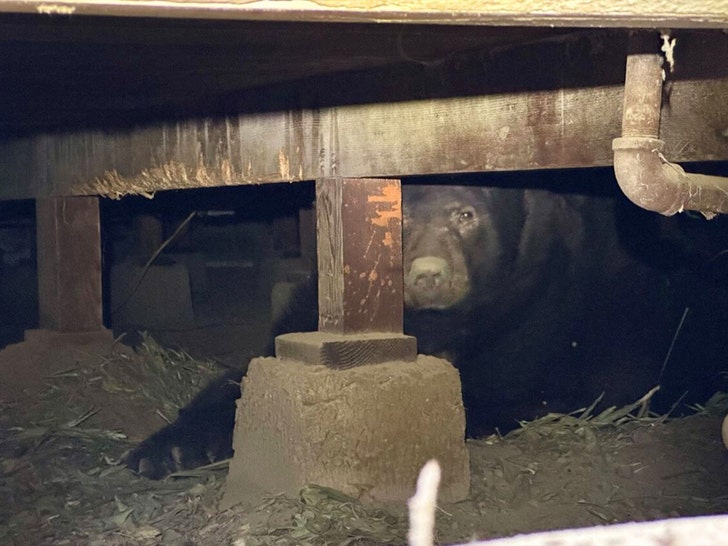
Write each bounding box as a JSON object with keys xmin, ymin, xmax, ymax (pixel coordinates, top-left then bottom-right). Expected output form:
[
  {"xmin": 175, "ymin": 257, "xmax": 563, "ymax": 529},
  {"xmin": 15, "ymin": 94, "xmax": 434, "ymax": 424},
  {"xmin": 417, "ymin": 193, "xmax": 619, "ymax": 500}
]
[{"xmin": 612, "ymin": 32, "xmax": 728, "ymax": 218}]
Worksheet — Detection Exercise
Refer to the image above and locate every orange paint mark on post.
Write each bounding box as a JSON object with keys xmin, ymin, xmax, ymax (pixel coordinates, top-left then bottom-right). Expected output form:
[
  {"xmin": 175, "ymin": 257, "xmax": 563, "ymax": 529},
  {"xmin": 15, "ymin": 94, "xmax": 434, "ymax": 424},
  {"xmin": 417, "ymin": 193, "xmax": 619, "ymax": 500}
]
[{"xmin": 368, "ymin": 181, "xmax": 401, "ymax": 228}]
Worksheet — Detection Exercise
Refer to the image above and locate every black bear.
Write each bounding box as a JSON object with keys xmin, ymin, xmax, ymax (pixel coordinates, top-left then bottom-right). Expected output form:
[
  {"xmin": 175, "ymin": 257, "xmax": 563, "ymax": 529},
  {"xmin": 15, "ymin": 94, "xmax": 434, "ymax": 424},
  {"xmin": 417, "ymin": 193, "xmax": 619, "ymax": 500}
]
[{"xmin": 123, "ymin": 181, "xmax": 727, "ymax": 479}]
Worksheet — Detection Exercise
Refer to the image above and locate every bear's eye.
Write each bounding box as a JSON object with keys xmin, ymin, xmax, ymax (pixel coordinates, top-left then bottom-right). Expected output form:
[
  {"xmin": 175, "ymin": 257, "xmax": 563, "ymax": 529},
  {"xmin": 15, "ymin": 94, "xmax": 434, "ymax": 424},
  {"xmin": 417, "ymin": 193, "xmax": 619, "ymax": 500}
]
[
  {"xmin": 449, "ymin": 206, "xmax": 479, "ymax": 237},
  {"xmin": 456, "ymin": 207, "xmax": 476, "ymax": 224}
]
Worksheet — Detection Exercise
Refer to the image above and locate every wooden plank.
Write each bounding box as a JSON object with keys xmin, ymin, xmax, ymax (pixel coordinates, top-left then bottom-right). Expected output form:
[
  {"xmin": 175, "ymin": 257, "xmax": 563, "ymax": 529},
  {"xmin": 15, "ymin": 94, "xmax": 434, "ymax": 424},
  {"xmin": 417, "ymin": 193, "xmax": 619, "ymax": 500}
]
[
  {"xmin": 36, "ymin": 196, "xmax": 103, "ymax": 332},
  {"xmin": 275, "ymin": 332, "xmax": 416, "ymax": 369},
  {"xmin": 3, "ymin": 18, "xmax": 552, "ymax": 134},
  {"xmin": 316, "ymin": 178, "xmax": 403, "ymax": 335},
  {"xmin": 2, "ymin": 76, "xmax": 725, "ymax": 200},
  {"xmin": 0, "ymin": 0, "xmax": 726, "ymax": 28},
  {"xmin": 1, "ymin": 30, "xmax": 727, "ymax": 200},
  {"xmin": 8, "ymin": 27, "xmax": 726, "ymax": 143}
]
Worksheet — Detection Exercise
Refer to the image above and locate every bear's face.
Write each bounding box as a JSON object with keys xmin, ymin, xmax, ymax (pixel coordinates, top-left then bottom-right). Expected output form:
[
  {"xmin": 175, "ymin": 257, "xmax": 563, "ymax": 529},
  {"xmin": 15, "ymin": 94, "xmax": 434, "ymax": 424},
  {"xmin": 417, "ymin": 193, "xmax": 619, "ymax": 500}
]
[{"xmin": 402, "ymin": 185, "xmax": 508, "ymax": 312}]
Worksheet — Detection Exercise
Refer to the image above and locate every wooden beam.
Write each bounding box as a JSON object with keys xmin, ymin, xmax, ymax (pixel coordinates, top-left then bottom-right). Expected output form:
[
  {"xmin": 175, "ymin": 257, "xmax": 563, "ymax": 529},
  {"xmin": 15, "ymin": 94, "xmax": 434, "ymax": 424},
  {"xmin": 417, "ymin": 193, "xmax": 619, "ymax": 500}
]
[
  {"xmin": 2, "ymin": 18, "xmax": 556, "ymax": 133},
  {"xmin": 36, "ymin": 196, "xmax": 103, "ymax": 332},
  {"xmin": 2, "ymin": 76, "xmax": 726, "ymax": 200},
  {"xmin": 316, "ymin": 178, "xmax": 403, "ymax": 335},
  {"xmin": 1, "ymin": 30, "xmax": 727, "ymax": 200},
  {"xmin": 0, "ymin": 0, "xmax": 726, "ymax": 29}
]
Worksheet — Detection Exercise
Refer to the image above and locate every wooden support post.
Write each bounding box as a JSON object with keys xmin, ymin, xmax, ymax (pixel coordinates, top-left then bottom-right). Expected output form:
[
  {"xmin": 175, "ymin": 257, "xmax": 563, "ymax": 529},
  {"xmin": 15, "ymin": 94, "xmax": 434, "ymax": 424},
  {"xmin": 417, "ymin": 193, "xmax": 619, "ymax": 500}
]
[
  {"xmin": 36, "ymin": 196, "xmax": 103, "ymax": 332},
  {"xmin": 316, "ymin": 177, "xmax": 404, "ymax": 334},
  {"xmin": 275, "ymin": 177, "xmax": 417, "ymax": 367}
]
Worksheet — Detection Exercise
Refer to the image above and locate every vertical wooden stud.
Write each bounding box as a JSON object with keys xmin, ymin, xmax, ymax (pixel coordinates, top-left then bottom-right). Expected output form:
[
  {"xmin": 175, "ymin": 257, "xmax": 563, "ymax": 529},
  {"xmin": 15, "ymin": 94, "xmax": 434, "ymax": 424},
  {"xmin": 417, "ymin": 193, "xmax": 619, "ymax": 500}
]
[
  {"xmin": 36, "ymin": 196, "xmax": 103, "ymax": 332},
  {"xmin": 316, "ymin": 177, "xmax": 403, "ymax": 334}
]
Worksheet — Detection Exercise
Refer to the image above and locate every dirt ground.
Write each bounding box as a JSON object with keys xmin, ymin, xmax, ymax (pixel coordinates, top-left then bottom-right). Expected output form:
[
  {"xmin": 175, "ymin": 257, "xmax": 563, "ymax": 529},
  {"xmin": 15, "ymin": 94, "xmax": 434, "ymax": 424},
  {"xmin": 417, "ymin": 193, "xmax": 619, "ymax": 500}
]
[{"xmin": 1, "ymin": 326, "xmax": 727, "ymax": 546}]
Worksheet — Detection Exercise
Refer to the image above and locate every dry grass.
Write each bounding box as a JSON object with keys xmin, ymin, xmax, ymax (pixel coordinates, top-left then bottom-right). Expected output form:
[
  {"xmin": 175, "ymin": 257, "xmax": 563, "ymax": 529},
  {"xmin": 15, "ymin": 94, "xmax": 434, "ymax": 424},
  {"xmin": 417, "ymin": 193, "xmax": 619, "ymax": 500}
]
[
  {"xmin": 2, "ymin": 336, "xmax": 726, "ymax": 545},
  {"xmin": 23, "ymin": 332, "xmax": 224, "ymax": 431}
]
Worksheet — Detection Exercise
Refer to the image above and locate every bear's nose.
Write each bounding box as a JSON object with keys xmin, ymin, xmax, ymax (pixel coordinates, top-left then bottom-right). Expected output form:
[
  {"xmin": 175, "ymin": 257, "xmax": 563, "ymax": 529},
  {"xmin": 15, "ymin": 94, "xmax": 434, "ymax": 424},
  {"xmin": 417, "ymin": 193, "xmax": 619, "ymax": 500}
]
[{"xmin": 407, "ymin": 257, "xmax": 451, "ymax": 291}]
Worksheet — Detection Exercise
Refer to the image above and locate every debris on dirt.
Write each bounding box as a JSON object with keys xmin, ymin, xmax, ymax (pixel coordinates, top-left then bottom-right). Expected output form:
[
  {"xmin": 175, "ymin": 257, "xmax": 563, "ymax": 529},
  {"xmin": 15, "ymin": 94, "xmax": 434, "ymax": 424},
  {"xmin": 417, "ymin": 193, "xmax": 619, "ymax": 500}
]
[{"xmin": 1, "ymin": 333, "xmax": 728, "ymax": 546}]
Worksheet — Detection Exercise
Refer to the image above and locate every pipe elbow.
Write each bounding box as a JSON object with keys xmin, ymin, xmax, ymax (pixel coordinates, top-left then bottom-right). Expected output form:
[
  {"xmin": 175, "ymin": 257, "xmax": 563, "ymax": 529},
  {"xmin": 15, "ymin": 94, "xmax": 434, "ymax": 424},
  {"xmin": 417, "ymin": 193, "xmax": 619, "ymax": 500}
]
[
  {"xmin": 613, "ymin": 137, "xmax": 682, "ymax": 216},
  {"xmin": 613, "ymin": 136, "xmax": 728, "ymax": 218}
]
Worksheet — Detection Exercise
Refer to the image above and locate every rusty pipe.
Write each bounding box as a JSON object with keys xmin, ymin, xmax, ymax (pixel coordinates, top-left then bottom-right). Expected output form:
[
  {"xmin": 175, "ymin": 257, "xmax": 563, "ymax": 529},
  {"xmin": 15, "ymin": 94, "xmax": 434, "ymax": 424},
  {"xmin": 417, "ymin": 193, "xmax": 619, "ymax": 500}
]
[{"xmin": 612, "ymin": 32, "xmax": 728, "ymax": 218}]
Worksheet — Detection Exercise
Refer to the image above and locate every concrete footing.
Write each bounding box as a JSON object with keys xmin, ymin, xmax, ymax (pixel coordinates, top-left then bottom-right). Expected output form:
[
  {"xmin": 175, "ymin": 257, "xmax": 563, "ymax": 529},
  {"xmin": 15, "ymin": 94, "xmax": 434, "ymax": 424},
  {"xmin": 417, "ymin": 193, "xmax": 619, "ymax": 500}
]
[{"xmin": 221, "ymin": 354, "xmax": 470, "ymax": 508}]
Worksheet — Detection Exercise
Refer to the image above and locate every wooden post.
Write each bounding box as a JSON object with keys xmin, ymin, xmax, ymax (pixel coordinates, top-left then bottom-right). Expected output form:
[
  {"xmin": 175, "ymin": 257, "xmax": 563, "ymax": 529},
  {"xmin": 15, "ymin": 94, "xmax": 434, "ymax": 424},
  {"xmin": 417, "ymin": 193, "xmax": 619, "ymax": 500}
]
[
  {"xmin": 36, "ymin": 196, "xmax": 103, "ymax": 332},
  {"xmin": 275, "ymin": 177, "xmax": 416, "ymax": 367},
  {"xmin": 316, "ymin": 177, "xmax": 404, "ymax": 334}
]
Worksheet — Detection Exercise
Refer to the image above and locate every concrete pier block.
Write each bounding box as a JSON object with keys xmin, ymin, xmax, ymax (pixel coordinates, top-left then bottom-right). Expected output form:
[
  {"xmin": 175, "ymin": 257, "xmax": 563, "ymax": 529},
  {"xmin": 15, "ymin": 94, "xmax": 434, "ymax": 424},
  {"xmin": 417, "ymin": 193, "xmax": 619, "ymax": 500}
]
[{"xmin": 222, "ymin": 354, "xmax": 470, "ymax": 508}]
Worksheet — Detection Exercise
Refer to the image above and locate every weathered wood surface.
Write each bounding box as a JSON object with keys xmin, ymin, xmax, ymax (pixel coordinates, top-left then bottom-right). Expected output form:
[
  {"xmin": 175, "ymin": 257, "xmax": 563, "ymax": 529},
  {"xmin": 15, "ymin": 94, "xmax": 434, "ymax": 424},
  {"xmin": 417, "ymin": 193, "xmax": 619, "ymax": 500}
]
[
  {"xmin": 3, "ymin": 77, "xmax": 726, "ymax": 199},
  {"xmin": 0, "ymin": 30, "xmax": 726, "ymax": 199},
  {"xmin": 316, "ymin": 178, "xmax": 403, "ymax": 335},
  {"xmin": 1, "ymin": 0, "xmax": 727, "ymax": 28},
  {"xmin": 2, "ymin": 16, "xmax": 552, "ymax": 135},
  {"xmin": 275, "ymin": 332, "xmax": 416, "ymax": 368},
  {"xmin": 36, "ymin": 196, "xmax": 103, "ymax": 332}
]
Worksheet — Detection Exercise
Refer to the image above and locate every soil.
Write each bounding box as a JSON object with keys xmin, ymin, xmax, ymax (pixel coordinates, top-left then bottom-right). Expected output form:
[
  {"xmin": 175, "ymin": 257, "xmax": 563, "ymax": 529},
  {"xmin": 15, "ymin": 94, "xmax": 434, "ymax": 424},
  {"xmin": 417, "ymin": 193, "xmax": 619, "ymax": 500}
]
[{"xmin": 1, "ymin": 327, "xmax": 727, "ymax": 546}]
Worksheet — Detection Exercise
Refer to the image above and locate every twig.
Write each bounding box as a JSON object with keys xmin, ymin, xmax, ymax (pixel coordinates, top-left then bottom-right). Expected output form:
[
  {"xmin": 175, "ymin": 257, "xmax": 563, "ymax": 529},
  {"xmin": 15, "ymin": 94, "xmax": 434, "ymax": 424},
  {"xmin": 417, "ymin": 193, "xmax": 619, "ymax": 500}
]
[
  {"xmin": 112, "ymin": 210, "xmax": 197, "ymax": 314},
  {"xmin": 64, "ymin": 408, "xmax": 99, "ymax": 428},
  {"xmin": 657, "ymin": 307, "xmax": 689, "ymax": 386}
]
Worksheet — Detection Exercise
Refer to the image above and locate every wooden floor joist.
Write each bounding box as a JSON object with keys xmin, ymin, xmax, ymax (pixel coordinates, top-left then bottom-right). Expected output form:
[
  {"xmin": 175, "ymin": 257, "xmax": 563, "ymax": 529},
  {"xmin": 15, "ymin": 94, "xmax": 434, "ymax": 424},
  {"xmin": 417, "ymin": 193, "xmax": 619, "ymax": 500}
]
[
  {"xmin": 0, "ymin": 29, "xmax": 726, "ymax": 200},
  {"xmin": 0, "ymin": 22, "xmax": 727, "ymax": 201},
  {"xmin": 1, "ymin": 0, "xmax": 727, "ymax": 28},
  {"xmin": 1, "ymin": 76, "xmax": 727, "ymax": 200}
]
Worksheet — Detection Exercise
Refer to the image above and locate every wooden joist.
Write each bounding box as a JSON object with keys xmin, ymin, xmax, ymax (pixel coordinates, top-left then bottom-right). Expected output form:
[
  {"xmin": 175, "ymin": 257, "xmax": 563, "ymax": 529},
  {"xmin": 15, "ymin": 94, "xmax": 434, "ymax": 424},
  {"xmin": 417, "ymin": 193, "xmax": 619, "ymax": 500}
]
[
  {"xmin": 1, "ymin": 0, "xmax": 727, "ymax": 28},
  {"xmin": 0, "ymin": 30, "xmax": 726, "ymax": 199},
  {"xmin": 1, "ymin": 76, "xmax": 726, "ymax": 199},
  {"xmin": 1, "ymin": 18, "xmax": 560, "ymax": 134}
]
